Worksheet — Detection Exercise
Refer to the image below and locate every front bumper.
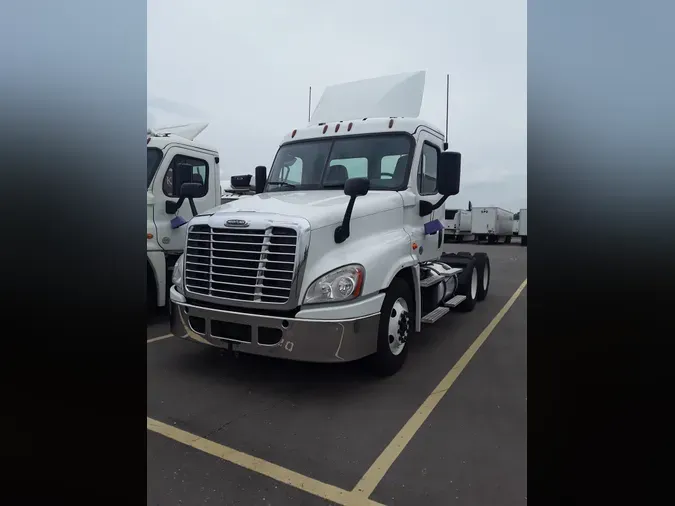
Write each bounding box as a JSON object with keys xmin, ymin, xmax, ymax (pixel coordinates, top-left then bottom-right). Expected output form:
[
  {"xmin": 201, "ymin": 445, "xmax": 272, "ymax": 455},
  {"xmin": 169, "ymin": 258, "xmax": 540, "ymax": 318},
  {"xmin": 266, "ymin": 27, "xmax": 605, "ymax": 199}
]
[{"xmin": 169, "ymin": 286, "xmax": 380, "ymax": 363}]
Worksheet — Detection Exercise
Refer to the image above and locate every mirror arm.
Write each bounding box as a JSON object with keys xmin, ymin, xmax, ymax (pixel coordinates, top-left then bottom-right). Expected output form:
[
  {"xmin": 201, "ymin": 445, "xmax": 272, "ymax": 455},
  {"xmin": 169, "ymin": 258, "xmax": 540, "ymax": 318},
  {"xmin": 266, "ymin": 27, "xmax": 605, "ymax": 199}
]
[
  {"xmin": 419, "ymin": 194, "xmax": 449, "ymax": 217},
  {"xmin": 334, "ymin": 196, "xmax": 357, "ymax": 244}
]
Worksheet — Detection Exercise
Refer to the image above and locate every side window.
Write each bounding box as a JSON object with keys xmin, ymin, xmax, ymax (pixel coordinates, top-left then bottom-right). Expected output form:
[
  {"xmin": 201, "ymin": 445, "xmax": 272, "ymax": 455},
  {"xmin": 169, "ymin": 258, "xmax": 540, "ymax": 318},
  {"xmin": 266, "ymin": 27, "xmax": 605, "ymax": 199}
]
[
  {"xmin": 163, "ymin": 155, "xmax": 209, "ymax": 198},
  {"xmin": 329, "ymin": 157, "xmax": 368, "ymax": 179},
  {"xmin": 417, "ymin": 143, "xmax": 438, "ymax": 195}
]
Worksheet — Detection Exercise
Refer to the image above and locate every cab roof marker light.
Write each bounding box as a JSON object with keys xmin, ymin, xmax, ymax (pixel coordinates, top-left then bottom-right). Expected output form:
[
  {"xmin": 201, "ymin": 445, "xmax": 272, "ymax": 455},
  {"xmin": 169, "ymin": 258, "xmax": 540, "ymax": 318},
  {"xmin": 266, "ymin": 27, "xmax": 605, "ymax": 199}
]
[
  {"xmin": 347, "ymin": 122, "xmax": 353, "ymax": 131},
  {"xmin": 291, "ymin": 129, "xmax": 297, "ymax": 138},
  {"xmin": 335, "ymin": 123, "xmax": 340, "ymax": 132},
  {"xmin": 322, "ymin": 124, "xmax": 328, "ymax": 134}
]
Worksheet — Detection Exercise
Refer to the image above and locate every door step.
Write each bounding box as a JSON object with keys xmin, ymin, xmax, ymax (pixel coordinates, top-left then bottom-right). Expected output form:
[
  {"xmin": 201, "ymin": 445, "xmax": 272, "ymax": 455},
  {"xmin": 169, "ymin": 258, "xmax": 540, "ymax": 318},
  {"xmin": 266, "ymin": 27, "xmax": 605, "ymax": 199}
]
[
  {"xmin": 444, "ymin": 295, "xmax": 466, "ymax": 308},
  {"xmin": 421, "ymin": 306, "xmax": 450, "ymax": 324}
]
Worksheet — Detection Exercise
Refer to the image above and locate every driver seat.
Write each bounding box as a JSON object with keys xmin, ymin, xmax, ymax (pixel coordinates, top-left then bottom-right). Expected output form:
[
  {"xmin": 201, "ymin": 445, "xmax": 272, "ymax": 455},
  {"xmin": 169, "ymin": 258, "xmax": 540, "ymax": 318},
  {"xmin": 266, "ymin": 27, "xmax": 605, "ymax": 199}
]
[{"xmin": 325, "ymin": 164, "xmax": 349, "ymax": 186}]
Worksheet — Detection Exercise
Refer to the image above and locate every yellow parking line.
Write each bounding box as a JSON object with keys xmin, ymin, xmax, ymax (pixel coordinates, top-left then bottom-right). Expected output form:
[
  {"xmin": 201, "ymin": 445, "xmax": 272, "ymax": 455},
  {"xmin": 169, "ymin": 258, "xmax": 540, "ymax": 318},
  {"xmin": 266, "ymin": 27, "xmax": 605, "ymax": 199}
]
[
  {"xmin": 352, "ymin": 278, "xmax": 528, "ymax": 499},
  {"xmin": 147, "ymin": 417, "xmax": 385, "ymax": 506},
  {"xmin": 147, "ymin": 334, "xmax": 172, "ymax": 344}
]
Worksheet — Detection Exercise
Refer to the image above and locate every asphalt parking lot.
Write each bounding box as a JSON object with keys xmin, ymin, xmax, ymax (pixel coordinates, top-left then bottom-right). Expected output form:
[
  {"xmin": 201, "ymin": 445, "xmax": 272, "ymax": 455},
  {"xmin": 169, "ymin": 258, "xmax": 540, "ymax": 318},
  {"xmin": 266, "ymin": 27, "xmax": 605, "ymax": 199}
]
[{"xmin": 147, "ymin": 240, "xmax": 527, "ymax": 505}]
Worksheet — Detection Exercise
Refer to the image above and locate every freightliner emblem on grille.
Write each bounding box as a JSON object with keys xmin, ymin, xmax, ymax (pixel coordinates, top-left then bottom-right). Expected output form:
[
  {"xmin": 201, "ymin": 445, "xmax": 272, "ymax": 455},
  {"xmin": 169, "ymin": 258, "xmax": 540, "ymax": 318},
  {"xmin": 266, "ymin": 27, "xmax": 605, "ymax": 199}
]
[{"xmin": 225, "ymin": 219, "xmax": 249, "ymax": 227}]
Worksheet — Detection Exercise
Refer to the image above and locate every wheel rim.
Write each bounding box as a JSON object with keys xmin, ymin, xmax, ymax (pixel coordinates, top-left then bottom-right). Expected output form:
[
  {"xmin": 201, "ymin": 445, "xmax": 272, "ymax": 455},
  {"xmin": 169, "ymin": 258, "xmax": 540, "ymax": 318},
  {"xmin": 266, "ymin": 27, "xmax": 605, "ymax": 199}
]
[
  {"xmin": 483, "ymin": 263, "xmax": 489, "ymax": 291},
  {"xmin": 471, "ymin": 267, "xmax": 478, "ymax": 300},
  {"xmin": 387, "ymin": 297, "xmax": 409, "ymax": 356}
]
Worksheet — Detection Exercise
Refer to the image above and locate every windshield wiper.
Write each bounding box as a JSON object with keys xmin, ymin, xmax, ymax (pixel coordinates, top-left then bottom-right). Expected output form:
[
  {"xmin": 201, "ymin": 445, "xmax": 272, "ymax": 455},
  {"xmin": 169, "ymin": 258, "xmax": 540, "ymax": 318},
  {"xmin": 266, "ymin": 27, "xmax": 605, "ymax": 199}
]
[{"xmin": 267, "ymin": 181, "xmax": 297, "ymax": 189}]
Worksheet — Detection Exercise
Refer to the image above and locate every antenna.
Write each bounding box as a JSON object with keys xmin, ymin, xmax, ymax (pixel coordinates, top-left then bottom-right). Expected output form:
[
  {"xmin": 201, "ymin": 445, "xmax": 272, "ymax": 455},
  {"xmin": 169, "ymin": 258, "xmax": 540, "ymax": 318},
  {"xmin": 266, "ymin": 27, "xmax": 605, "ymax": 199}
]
[
  {"xmin": 444, "ymin": 74, "xmax": 449, "ymax": 151},
  {"xmin": 308, "ymin": 86, "xmax": 312, "ymax": 123}
]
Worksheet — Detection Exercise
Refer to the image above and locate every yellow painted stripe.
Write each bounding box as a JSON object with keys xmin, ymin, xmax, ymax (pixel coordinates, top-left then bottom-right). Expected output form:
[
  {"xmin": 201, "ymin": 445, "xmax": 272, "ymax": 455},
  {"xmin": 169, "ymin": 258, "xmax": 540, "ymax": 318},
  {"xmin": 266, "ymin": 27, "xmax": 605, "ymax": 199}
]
[
  {"xmin": 147, "ymin": 417, "xmax": 385, "ymax": 506},
  {"xmin": 353, "ymin": 278, "xmax": 528, "ymax": 498},
  {"xmin": 147, "ymin": 334, "xmax": 172, "ymax": 344}
]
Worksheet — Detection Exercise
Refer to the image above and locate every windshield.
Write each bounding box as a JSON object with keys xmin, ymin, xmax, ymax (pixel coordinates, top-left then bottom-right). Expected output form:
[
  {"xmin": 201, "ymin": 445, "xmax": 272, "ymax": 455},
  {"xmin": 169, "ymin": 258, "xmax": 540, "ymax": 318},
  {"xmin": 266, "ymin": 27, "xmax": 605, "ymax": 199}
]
[
  {"xmin": 147, "ymin": 147, "xmax": 163, "ymax": 188},
  {"xmin": 265, "ymin": 133, "xmax": 414, "ymax": 192}
]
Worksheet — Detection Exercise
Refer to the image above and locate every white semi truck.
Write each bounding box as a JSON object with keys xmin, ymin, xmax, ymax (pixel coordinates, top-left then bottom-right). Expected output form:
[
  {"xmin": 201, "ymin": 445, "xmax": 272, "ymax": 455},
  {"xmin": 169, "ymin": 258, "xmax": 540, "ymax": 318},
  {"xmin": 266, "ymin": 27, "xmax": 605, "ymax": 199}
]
[
  {"xmin": 471, "ymin": 206, "xmax": 515, "ymax": 244},
  {"xmin": 147, "ymin": 124, "xmax": 249, "ymax": 311},
  {"xmin": 168, "ymin": 71, "xmax": 492, "ymax": 375}
]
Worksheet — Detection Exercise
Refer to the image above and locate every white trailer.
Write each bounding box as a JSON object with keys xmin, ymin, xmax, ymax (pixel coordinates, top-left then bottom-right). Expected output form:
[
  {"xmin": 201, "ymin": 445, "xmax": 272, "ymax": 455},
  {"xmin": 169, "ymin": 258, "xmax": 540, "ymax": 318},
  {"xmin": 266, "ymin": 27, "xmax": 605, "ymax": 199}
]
[
  {"xmin": 518, "ymin": 208, "xmax": 527, "ymax": 246},
  {"xmin": 443, "ymin": 208, "xmax": 474, "ymax": 243},
  {"xmin": 471, "ymin": 207, "xmax": 514, "ymax": 244},
  {"xmin": 168, "ymin": 71, "xmax": 493, "ymax": 376}
]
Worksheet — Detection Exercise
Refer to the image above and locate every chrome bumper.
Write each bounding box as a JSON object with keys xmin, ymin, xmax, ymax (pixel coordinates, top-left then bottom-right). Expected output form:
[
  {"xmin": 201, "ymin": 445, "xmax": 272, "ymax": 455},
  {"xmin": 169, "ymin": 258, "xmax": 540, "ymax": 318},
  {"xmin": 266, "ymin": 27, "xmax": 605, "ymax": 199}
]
[{"xmin": 169, "ymin": 286, "xmax": 380, "ymax": 363}]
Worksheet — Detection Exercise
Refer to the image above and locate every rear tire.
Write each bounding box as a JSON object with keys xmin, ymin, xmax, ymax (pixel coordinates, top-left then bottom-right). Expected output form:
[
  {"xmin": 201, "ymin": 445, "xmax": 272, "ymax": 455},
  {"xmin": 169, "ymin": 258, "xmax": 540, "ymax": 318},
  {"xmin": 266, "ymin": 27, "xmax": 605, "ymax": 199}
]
[
  {"xmin": 456, "ymin": 259, "xmax": 478, "ymax": 312},
  {"xmin": 370, "ymin": 279, "xmax": 414, "ymax": 377},
  {"xmin": 521, "ymin": 236, "xmax": 528, "ymax": 246},
  {"xmin": 473, "ymin": 253, "xmax": 491, "ymax": 301}
]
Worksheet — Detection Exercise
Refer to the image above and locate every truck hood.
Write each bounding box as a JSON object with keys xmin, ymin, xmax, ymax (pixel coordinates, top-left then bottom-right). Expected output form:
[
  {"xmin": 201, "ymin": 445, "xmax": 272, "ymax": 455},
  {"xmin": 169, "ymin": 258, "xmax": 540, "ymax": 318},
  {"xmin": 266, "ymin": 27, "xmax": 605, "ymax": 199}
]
[{"xmin": 210, "ymin": 190, "xmax": 403, "ymax": 230}]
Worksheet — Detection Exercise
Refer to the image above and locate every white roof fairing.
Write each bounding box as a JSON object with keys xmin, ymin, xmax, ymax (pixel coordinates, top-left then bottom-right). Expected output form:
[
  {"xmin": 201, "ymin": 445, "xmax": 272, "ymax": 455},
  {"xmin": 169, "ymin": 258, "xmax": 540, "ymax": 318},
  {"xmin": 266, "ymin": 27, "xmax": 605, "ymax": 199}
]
[
  {"xmin": 309, "ymin": 71, "xmax": 426, "ymax": 125},
  {"xmin": 150, "ymin": 122, "xmax": 210, "ymax": 141}
]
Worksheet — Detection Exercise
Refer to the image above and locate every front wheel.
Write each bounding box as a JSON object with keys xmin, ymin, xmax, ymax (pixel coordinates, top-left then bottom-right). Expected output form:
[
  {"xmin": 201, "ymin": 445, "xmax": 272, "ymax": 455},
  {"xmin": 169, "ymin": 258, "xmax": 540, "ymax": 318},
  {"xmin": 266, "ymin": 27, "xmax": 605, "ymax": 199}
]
[{"xmin": 370, "ymin": 279, "xmax": 414, "ymax": 377}]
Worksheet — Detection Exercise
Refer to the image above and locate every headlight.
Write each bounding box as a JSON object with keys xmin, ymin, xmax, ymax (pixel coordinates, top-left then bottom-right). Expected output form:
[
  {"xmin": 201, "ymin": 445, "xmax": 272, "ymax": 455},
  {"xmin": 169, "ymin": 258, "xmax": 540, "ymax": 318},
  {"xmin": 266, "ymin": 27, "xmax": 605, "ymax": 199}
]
[
  {"xmin": 303, "ymin": 264, "xmax": 365, "ymax": 305},
  {"xmin": 172, "ymin": 254, "xmax": 184, "ymax": 290}
]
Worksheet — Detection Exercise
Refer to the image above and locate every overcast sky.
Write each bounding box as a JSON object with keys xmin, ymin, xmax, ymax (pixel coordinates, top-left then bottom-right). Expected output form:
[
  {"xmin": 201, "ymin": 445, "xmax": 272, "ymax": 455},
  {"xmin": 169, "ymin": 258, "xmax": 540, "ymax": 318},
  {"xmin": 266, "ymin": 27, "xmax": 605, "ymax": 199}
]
[{"xmin": 148, "ymin": 0, "xmax": 526, "ymax": 211}]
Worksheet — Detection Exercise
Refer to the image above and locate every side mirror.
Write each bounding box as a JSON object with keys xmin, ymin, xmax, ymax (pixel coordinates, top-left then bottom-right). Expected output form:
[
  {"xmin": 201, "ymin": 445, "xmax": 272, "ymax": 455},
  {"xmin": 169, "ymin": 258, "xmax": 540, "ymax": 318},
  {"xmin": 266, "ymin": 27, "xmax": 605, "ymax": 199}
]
[
  {"xmin": 173, "ymin": 163, "xmax": 196, "ymax": 191},
  {"xmin": 179, "ymin": 182, "xmax": 203, "ymax": 200},
  {"xmin": 344, "ymin": 177, "xmax": 370, "ymax": 197},
  {"xmin": 437, "ymin": 151, "xmax": 461, "ymax": 196},
  {"xmin": 255, "ymin": 166, "xmax": 267, "ymax": 194}
]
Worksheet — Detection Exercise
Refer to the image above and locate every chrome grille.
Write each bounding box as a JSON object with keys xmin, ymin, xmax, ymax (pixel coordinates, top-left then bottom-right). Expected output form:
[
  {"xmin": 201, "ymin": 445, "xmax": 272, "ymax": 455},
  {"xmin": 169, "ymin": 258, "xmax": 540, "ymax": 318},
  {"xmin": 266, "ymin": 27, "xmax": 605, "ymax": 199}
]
[{"xmin": 184, "ymin": 224, "xmax": 297, "ymax": 303}]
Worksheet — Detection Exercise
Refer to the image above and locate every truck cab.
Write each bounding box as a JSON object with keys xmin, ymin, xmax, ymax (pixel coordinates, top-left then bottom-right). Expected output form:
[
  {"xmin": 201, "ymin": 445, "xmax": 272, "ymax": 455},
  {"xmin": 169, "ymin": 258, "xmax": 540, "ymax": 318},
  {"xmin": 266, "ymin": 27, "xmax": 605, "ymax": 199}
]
[
  {"xmin": 168, "ymin": 72, "xmax": 491, "ymax": 375},
  {"xmin": 147, "ymin": 124, "xmax": 222, "ymax": 309}
]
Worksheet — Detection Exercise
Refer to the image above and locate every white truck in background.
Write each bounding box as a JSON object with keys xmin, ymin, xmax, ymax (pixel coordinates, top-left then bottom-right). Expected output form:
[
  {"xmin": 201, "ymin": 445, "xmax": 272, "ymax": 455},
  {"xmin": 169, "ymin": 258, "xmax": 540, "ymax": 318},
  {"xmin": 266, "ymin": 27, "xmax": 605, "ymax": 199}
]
[
  {"xmin": 471, "ymin": 206, "xmax": 515, "ymax": 244},
  {"xmin": 146, "ymin": 124, "xmax": 251, "ymax": 311},
  {"xmin": 518, "ymin": 208, "xmax": 527, "ymax": 246},
  {"xmin": 168, "ymin": 71, "xmax": 493, "ymax": 376},
  {"xmin": 443, "ymin": 207, "xmax": 473, "ymax": 243}
]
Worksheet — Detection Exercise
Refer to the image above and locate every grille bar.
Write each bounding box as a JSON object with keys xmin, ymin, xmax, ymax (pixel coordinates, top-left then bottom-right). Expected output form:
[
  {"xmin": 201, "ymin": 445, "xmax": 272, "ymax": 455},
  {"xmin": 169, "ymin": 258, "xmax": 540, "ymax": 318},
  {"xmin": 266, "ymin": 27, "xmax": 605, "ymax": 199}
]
[{"xmin": 185, "ymin": 224, "xmax": 298, "ymax": 304}]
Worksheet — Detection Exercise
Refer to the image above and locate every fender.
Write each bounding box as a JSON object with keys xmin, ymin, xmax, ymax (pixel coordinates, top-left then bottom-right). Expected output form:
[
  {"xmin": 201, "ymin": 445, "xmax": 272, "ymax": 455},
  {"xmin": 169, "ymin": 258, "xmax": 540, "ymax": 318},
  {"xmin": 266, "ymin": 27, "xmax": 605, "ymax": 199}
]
[{"xmin": 384, "ymin": 264, "xmax": 422, "ymax": 332}]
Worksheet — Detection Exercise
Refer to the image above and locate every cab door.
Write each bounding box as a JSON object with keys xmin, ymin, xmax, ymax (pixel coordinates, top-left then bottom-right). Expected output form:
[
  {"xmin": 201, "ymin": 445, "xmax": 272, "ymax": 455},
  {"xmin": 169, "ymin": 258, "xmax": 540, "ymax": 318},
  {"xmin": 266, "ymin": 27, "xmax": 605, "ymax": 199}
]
[
  {"xmin": 411, "ymin": 132, "xmax": 446, "ymax": 263},
  {"xmin": 151, "ymin": 145, "xmax": 217, "ymax": 253}
]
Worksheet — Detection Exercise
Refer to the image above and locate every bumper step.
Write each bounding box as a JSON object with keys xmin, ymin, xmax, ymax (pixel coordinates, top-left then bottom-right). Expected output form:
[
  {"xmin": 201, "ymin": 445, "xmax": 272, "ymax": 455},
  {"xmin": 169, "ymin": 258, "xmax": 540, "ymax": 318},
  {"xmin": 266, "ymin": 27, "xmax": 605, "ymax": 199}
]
[
  {"xmin": 444, "ymin": 295, "xmax": 466, "ymax": 308},
  {"xmin": 421, "ymin": 306, "xmax": 450, "ymax": 324}
]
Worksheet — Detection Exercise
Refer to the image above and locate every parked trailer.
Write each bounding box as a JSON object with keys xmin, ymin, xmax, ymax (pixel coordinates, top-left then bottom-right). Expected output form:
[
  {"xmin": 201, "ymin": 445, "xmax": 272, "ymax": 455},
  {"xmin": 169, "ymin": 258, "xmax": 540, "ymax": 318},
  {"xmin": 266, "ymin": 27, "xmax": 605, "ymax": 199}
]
[
  {"xmin": 471, "ymin": 207, "xmax": 514, "ymax": 244},
  {"xmin": 518, "ymin": 208, "xmax": 527, "ymax": 246},
  {"xmin": 443, "ymin": 208, "xmax": 474, "ymax": 243},
  {"xmin": 512, "ymin": 219, "xmax": 520, "ymax": 236}
]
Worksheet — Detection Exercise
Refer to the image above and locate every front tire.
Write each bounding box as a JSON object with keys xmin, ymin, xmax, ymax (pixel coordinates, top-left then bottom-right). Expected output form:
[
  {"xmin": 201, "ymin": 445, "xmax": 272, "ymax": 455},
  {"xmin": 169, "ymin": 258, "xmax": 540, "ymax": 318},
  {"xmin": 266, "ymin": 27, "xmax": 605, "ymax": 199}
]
[{"xmin": 370, "ymin": 279, "xmax": 414, "ymax": 377}]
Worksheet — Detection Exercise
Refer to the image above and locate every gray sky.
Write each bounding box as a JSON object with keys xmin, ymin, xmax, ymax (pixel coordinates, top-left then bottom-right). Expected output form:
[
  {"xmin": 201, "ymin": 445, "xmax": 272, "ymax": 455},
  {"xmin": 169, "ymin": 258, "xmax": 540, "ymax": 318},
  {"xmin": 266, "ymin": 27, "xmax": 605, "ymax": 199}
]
[{"xmin": 148, "ymin": 0, "xmax": 526, "ymax": 211}]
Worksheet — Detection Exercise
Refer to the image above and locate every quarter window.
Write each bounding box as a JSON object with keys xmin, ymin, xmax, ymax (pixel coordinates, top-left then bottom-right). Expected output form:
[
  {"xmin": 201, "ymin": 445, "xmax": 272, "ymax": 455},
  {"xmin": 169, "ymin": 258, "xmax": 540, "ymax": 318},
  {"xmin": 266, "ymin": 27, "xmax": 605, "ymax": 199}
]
[{"xmin": 418, "ymin": 143, "xmax": 438, "ymax": 195}]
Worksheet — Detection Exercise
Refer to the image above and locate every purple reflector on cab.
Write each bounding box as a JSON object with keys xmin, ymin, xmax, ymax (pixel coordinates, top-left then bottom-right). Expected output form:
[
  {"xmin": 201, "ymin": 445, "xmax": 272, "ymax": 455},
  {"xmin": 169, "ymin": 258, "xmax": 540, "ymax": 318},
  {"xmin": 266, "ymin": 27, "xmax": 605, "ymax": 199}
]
[
  {"xmin": 424, "ymin": 219, "xmax": 444, "ymax": 235},
  {"xmin": 171, "ymin": 216, "xmax": 187, "ymax": 229}
]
